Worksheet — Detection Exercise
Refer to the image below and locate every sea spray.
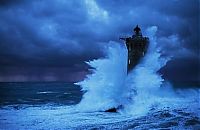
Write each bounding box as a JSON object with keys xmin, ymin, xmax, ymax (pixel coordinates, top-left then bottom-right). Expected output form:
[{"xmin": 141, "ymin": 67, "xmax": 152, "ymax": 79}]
[
  {"xmin": 76, "ymin": 26, "xmax": 171, "ymax": 113},
  {"xmin": 124, "ymin": 26, "xmax": 170, "ymax": 115},
  {"xmin": 76, "ymin": 42, "xmax": 127, "ymax": 112}
]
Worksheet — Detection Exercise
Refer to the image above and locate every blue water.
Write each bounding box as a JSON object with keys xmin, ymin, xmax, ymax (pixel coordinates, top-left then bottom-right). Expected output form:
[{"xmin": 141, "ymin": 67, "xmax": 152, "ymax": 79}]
[
  {"xmin": 0, "ymin": 26, "xmax": 199, "ymax": 129},
  {"xmin": 0, "ymin": 82, "xmax": 199, "ymax": 129},
  {"xmin": 0, "ymin": 82, "xmax": 82, "ymax": 107}
]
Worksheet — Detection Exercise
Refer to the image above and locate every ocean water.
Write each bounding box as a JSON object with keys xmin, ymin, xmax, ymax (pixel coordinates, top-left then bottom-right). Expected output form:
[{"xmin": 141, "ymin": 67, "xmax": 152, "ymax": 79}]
[
  {"xmin": 0, "ymin": 26, "xmax": 199, "ymax": 129},
  {"xmin": 0, "ymin": 82, "xmax": 199, "ymax": 129},
  {"xmin": 0, "ymin": 82, "xmax": 82, "ymax": 107}
]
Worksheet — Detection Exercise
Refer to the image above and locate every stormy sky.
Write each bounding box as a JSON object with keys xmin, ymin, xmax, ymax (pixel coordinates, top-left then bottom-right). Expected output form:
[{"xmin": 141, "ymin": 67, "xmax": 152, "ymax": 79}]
[{"xmin": 0, "ymin": 0, "xmax": 199, "ymax": 85}]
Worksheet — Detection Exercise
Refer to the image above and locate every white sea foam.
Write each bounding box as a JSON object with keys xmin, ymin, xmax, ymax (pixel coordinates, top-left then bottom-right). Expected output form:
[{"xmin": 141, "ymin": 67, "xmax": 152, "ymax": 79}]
[
  {"xmin": 76, "ymin": 26, "xmax": 199, "ymax": 115},
  {"xmin": 37, "ymin": 91, "xmax": 58, "ymax": 94},
  {"xmin": 0, "ymin": 26, "xmax": 198, "ymax": 129},
  {"xmin": 76, "ymin": 40, "xmax": 127, "ymax": 112}
]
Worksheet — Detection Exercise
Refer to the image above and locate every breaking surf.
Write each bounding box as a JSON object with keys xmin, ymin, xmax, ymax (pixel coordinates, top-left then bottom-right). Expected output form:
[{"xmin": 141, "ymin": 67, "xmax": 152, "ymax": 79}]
[
  {"xmin": 1, "ymin": 26, "xmax": 199, "ymax": 129},
  {"xmin": 75, "ymin": 26, "xmax": 199, "ymax": 117}
]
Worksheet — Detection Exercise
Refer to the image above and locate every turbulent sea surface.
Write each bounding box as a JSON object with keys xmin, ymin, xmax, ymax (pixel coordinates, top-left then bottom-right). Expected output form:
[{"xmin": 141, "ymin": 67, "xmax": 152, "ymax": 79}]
[
  {"xmin": 0, "ymin": 27, "xmax": 199, "ymax": 129},
  {"xmin": 0, "ymin": 82, "xmax": 199, "ymax": 129}
]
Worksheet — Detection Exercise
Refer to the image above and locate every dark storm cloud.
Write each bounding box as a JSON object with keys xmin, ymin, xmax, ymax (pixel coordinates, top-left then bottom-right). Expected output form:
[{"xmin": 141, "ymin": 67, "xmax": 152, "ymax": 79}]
[
  {"xmin": 0, "ymin": 0, "xmax": 199, "ymax": 83},
  {"xmin": 95, "ymin": 0, "xmax": 199, "ymax": 85},
  {"xmin": 0, "ymin": 0, "xmax": 25, "ymax": 6},
  {"xmin": 96, "ymin": 0, "xmax": 199, "ymax": 55},
  {"xmin": 0, "ymin": 0, "xmax": 103, "ymax": 67}
]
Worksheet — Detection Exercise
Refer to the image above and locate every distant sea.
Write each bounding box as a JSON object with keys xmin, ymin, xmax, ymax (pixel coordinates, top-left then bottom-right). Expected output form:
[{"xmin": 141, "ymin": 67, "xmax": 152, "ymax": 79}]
[{"xmin": 0, "ymin": 82, "xmax": 82, "ymax": 108}]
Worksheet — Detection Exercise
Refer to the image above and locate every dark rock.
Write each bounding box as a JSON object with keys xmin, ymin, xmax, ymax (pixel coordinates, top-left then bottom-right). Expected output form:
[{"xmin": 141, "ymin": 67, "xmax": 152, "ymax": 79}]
[
  {"xmin": 104, "ymin": 105, "xmax": 123, "ymax": 112},
  {"xmin": 105, "ymin": 108, "xmax": 117, "ymax": 112}
]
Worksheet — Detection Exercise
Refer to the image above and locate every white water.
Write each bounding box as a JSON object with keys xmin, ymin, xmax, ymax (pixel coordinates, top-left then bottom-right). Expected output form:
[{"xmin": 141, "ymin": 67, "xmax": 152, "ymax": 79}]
[
  {"xmin": 1, "ymin": 26, "xmax": 198, "ymax": 129},
  {"xmin": 76, "ymin": 26, "xmax": 199, "ymax": 116},
  {"xmin": 76, "ymin": 40, "xmax": 127, "ymax": 112}
]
